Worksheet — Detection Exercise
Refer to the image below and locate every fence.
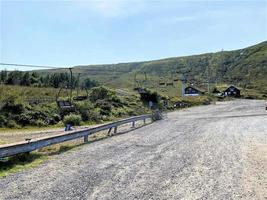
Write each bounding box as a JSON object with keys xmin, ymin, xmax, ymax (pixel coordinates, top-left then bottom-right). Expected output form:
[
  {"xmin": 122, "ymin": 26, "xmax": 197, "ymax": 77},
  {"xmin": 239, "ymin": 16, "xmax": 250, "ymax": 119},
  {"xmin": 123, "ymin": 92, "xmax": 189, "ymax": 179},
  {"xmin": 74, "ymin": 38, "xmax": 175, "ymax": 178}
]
[{"xmin": 0, "ymin": 114, "xmax": 152, "ymax": 158}]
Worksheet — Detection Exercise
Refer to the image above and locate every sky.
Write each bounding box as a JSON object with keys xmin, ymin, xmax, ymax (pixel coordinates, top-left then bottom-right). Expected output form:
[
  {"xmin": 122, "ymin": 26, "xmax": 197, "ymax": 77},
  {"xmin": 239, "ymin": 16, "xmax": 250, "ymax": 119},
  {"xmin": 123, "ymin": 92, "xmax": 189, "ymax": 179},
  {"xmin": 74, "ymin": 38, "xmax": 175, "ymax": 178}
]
[{"xmin": 0, "ymin": 0, "xmax": 267, "ymax": 71}]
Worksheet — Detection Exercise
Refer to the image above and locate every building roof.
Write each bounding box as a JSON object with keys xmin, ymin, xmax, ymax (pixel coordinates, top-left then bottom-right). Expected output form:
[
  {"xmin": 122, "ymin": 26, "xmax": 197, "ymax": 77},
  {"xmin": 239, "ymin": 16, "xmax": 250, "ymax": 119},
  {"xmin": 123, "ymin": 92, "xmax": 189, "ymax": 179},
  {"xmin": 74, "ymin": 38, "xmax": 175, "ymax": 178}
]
[
  {"xmin": 185, "ymin": 86, "xmax": 203, "ymax": 93},
  {"xmin": 223, "ymin": 85, "xmax": 240, "ymax": 92}
]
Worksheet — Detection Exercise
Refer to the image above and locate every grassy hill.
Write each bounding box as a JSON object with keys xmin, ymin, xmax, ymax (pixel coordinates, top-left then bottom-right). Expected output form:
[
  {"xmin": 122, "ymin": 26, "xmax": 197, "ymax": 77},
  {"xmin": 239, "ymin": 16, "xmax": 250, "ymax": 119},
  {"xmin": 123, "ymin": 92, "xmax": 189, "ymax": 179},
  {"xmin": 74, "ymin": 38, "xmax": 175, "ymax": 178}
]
[
  {"xmin": 2, "ymin": 42, "xmax": 265, "ymax": 130},
  {"xmin": 56, "ymin": 41, "xmax": 266, "ymax": 98}
]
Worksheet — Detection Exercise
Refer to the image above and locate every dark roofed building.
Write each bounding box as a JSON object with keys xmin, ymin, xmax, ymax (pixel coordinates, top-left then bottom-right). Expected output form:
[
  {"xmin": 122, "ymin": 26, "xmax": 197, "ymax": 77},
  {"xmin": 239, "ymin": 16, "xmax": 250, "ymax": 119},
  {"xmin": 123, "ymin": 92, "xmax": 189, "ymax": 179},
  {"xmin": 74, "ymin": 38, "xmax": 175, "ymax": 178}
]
[
  {"xmin": 184, "ymin": 86, "xmax": 202, "ymax": 96},
  {"xmin": 223, "ymin": 86, "xmax": 241, "ymax": 97}
]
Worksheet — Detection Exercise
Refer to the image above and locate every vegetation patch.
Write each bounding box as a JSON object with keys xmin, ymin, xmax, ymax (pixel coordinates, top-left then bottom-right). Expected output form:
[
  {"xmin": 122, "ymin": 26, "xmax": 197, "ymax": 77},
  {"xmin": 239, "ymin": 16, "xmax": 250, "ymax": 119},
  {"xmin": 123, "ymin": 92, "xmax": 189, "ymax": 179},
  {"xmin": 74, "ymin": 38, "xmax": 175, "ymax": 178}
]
[
  {"xmin": 63, "ymin": 114, "xmax": 82, "ymax": 126},
  {"xmin": 0, "ymin": 84, "xmax": 151, "ymax": 129},
  {"xmin": 0, "ymin": 153, "xmax": 46, "ymax": 177}
]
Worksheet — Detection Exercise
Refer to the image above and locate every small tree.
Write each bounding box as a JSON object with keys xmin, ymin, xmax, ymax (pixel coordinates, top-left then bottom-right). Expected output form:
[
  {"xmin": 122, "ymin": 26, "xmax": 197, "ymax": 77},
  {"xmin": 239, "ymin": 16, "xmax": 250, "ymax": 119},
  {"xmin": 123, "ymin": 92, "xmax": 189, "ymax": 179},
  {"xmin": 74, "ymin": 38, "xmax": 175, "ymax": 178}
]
[
  {"xmin": 83, "ymin": 78, "xmax": 99, "ymax": 89},
  {"xmin": 21, "ymin": 72, "xmax": 31, "ymax": 86},
  {"xmin": 0, "ymin": 70, "xmax": 8, "ymax": 83}
]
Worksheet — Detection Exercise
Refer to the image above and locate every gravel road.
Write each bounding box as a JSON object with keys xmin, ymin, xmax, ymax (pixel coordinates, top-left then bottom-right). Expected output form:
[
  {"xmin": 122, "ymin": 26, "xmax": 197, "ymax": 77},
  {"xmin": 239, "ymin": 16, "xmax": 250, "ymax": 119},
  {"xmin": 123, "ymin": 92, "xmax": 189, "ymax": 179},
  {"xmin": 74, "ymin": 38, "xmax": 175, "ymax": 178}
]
[{"xmin": 0, "ymin": 100, "xmax": 266, "ymax": 200}]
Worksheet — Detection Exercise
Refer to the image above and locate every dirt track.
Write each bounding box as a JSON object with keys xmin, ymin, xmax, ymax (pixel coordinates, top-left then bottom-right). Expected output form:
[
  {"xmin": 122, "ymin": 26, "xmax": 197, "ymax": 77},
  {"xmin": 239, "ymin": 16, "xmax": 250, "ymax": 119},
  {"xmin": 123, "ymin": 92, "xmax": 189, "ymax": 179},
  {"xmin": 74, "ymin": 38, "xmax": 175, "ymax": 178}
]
[{"xmin": 0, "ymin": 100, "xmax": 266, "ymax": 200}]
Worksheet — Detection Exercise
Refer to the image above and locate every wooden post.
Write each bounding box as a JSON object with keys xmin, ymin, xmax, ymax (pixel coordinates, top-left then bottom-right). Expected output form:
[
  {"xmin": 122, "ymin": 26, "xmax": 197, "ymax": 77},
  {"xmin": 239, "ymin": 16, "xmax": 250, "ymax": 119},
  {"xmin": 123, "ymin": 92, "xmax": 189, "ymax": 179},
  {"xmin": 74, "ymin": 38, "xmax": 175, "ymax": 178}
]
[{"xmin": 84, "ymin": 135, "xmax": 89, "ymax": 143}]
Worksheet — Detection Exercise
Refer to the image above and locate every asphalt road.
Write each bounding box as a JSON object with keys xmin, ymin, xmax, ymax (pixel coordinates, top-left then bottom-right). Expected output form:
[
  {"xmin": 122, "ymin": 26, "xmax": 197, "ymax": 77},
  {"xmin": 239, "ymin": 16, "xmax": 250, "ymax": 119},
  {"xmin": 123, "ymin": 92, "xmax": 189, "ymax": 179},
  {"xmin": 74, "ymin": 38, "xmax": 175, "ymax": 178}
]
[{"xmin": 0, "ymin": 100, "xmax": 266, "ymax": 200}]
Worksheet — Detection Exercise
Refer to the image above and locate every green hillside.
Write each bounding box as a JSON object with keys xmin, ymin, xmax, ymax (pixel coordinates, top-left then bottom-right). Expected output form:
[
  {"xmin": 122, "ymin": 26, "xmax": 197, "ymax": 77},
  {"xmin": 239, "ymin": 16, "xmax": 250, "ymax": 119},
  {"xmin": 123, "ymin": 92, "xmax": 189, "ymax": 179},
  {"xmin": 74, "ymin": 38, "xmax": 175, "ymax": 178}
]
[
  {"xmin": 1, "ymin": 41, "xmax": 265, "ymax": 130},
  {"xmin": 43, "ymin": 41, "xmax": 267, "ymax": 98}
]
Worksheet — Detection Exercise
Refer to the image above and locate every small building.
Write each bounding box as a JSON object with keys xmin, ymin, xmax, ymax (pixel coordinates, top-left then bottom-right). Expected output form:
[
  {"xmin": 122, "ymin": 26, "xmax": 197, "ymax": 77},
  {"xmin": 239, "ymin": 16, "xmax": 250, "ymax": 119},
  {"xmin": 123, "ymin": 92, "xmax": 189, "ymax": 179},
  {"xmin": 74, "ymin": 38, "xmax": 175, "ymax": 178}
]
[
  {"xmin": 184, "ymin": 86, "xmax": 202, "ymax": 96},
  {"xmin": 223, "ymin": 85, "xmax": 241, "ymax": 97}
]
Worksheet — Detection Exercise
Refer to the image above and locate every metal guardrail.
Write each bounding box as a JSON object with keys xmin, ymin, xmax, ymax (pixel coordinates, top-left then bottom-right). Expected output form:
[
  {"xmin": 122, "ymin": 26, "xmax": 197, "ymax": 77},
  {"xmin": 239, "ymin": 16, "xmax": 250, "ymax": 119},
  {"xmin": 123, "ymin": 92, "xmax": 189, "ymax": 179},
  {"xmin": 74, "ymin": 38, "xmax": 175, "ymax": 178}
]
[{"xmin": 0, "ymin": 114, "xmax": 152, "ymax": 158}]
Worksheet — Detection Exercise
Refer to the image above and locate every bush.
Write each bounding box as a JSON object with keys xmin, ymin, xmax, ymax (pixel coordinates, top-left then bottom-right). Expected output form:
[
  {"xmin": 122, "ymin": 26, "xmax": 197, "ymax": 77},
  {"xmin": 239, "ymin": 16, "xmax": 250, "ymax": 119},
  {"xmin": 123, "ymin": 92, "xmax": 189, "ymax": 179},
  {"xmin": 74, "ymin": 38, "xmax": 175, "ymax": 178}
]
[
  {"xmin": 0, "ymin": 115, "xmax": 7, "ymax": 127},
  {"xmin": 96, "ymin": 100, "xmax": 112, "ymax": 111},
  {"xmin": 49, "ymin": 114, "xmax": 61, "ymax": 125},
  {"xmin": 6, "ymin": 120, "xmax": 20, "ymax": 128},
  {"xmin": 1, "ymin": 95, "xmax": 25, "ymax": 114},
  {"xmin": 74, "ymin": 101, "xmax": 94, "ymax": 121},
  {"xmin": 88, "ymin": 109, "xmax": 101, "ymax": 122},
  {"xmin": 16, "ymin": 110, "xmax": 48, "ymax": 126},
  {"xmin": 35, "ymin": 119, "xmax": 46, "ymax": 127},
  {"xmin": 89, "ymin": 86, "xmax": 116, "ymax": 102},
  {"xmin": 16, "ymin": 112, "xmax": 32, "ymax": 126},
  {"xmin": 139, "ymin": 89, "xmax": 160, "ymax": 103},
  {"xmin": 63, "ymin": 114, "xmax": 82, "ymax": 126}
]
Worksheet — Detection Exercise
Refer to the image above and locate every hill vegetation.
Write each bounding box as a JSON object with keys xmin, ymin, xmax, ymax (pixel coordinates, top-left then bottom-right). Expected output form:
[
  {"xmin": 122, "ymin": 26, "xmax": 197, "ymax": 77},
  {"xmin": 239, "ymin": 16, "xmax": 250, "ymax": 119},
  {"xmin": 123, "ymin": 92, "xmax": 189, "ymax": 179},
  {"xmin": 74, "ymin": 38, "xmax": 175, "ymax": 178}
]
[
  {"xmin": 0, "ymin": 84, "xmax": 153, "ymax": 129},
  {"xmin": 63, "ymin": 41, "xmax": 266, "ymax": 98},
  {"xmin": 0, "ymin": 41, "xmax": 266, "ymax": 129}
]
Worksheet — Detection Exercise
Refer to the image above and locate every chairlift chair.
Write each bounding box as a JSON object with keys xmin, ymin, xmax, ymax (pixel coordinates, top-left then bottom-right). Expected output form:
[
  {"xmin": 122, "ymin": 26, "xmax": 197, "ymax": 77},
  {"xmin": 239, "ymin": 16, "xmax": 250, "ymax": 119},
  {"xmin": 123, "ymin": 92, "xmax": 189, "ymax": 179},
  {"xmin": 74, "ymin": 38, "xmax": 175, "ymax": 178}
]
[
  {"xmin": 166, "ymin": 82, "xmax": 174, "ymax": 87},
  {"xmin": 56, "ymin": 68, "xmax": 75, "ymax": 110},
  {"xmin": 56, "ymin": 86, "xmax": 74, "ymax": 110},
  {"xmin": 73, "ymin": 74, "xmax": 89, "ymax": 101},
  {"xmin": 57, "ymin": 100, "xmax": 74, "ymax": 109}
]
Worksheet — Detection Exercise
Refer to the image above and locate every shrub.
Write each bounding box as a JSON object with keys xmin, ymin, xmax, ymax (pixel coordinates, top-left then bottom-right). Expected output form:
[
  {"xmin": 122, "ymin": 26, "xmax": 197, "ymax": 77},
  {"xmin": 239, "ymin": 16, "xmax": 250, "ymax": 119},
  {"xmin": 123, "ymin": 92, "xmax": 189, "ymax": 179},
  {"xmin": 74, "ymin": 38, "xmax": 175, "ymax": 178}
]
[
  {"xmin": 139, "ymin": 89, "xmax": 160, "ymax": 103},
  {"xmin": 89, "ymin": 86, "xmax": 116, "ymax": 102},
  {"xmin": 96, "ymin": 100, "xmax": 112, "ymax": 111},
  {"xmin": 6, "ymin": 120, "xmax": 20, "ymax": 128},
  {"xmin": 35, "ymin": 119, "xmax": 46, "ymax": 127},
  {"xmin": 49, "ymin": 114, "xmax": 61, "ymax": 125},
  {"xmin": 0, "ymin": 115, "xmax": 7, "ymax": 127},
  {"xmin": 88, "ymin": 109, "xmax": 101, "ymax": 122},
  {"xmin": 74, "ymin": 101, "xmax": 94, "ymax": 121},
  {"xmin": 1, "ymin": 95, "xmax": 25, "ymax": 114},
  {"xmin": 17, "ymin": 112, "xmax": 33, "ymax": 126},
  {"xmin": 63, "ymin": 114, "xmax": 82, "ymax": 126}
]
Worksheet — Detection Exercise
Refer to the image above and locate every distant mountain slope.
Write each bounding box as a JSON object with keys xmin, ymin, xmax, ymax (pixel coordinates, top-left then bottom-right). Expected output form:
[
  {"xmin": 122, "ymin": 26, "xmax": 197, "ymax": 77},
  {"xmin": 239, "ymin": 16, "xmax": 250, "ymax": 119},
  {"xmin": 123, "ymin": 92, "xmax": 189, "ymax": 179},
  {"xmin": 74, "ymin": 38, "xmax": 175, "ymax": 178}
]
[{"xmin": 47, "ymin": 41, "xmax": 267, "ymax": 97}]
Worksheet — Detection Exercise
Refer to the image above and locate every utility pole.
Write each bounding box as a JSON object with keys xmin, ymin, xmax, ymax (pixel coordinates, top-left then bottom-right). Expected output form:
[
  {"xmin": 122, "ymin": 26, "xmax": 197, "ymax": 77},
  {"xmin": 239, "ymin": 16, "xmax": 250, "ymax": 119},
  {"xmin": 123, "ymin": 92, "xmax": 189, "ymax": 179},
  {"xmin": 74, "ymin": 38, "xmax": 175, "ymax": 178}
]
[
  {"xmin": 69, "ymin": 68, "xmax": 73, "ymax": 103},
  {"xmin": 76, "ymin": 73, "xmax": 81, "ymax": 97},
  {"xmin": 181, "ymin": 74, "xmax": 186, "ymax": 96},
  {"xmin": 207, "ymin": 63, "xmax": 211, "ymax": 94}
]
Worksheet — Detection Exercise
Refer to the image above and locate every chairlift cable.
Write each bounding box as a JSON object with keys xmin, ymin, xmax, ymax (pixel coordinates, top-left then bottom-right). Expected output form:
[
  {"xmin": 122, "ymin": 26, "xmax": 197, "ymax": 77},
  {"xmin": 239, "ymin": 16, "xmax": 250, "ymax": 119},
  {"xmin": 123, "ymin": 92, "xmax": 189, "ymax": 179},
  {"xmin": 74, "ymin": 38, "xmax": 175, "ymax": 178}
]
[{"xmin": 0, "ymin": 62, "xmax": 70, "ymax": 70}]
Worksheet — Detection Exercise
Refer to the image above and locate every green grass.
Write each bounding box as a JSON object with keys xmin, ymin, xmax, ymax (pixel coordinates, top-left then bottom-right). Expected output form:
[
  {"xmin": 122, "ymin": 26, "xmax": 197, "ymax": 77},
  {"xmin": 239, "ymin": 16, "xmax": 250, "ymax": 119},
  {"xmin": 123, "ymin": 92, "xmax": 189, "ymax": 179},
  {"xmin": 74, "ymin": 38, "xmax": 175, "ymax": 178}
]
[
  {"xmin": 0, "ymin": 153, "xmax": 47, "ymax": 177},
  {"xmin": 39, "ymin": 41, "xmax": 266, "ymax": 99},
  {"xmin": 0, "ymin": 139, "xmax": 7, "ymax": 145},
  {"xmin": 0, "ymin": 143, "xmax": 82, "ymax": 178},
  {"xmin": 0, "ymin": 84, "xmax": 58, "ymax": 102},
  {"xmin": 0, "ymin": 120, "xmax": 145, "ymax": 177}
]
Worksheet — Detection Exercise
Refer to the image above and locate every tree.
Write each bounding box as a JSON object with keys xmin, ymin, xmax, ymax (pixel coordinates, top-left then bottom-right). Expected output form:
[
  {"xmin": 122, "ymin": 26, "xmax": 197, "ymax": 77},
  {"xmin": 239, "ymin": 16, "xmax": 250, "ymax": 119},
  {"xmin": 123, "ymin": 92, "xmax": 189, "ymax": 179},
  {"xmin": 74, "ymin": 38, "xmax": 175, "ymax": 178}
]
[
  {"xmin": 83, "ymin": 78, "xmax": 99, "ymax": 89},
  {"xmin": 0, "ymin": 70, "xmax": 8, "ymax": 83},
  {"xmin": 6, "ymin": 71, "xmax": 23, "ymax": 85},
  {"xmin": 21, "ymin": 72, "xmax": 31, "ymax": 86},
  {"xmin": 30, "ymin": 72, "xmax": 39, "ymax": 85}
]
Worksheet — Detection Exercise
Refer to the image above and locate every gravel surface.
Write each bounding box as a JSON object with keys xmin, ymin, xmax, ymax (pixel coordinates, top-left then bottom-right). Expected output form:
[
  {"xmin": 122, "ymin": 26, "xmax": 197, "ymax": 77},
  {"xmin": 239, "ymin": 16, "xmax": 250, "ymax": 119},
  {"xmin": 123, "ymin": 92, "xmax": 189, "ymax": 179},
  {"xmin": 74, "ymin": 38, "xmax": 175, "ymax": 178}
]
[{"xmin": 0, "ymin": 99, "xmax": 266, "ymax": 200}]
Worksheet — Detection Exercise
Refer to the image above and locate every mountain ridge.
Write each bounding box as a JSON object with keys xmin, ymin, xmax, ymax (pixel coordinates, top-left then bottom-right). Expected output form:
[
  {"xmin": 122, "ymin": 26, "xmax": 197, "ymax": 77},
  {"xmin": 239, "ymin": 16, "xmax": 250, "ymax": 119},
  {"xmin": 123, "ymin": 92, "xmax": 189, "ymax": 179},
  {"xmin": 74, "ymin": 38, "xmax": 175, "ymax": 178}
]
[{"xmin": 41, "ymin": 41, "xmax": 267, "ymax": 98}]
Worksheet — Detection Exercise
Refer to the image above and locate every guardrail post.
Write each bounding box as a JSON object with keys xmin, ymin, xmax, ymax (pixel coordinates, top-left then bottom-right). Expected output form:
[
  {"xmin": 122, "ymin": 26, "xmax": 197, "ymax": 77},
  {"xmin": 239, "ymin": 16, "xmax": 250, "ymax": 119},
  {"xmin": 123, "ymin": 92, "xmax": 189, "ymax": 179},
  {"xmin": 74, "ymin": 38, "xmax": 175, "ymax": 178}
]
[
  {"xmin": 0, "ymin": 114, "xmax": 153, "ymax": 158},
  {"xmin": 108, "ymin": 127, "xmax": 112, "ymax": 136},
  {"xmin": 114, "ymin": 126, "xmax": 117, "ymax": 134},
  {"xmin": 143, "ymin": 118, "xmax": 146, "ymax": 124},
  {"xmin": 132, "ymin": 121, "xmax": 135, "ymax": 128},
  {"xmin": 84, "ymin": 135, "xmax": 89, "ymax": 143}
]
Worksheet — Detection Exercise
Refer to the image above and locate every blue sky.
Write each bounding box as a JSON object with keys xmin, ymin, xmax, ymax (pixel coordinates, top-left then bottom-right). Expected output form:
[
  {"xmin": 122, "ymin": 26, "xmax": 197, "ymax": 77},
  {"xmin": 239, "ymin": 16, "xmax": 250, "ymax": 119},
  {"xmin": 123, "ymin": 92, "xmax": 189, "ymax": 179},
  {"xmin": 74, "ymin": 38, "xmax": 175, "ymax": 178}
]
[{"xmin": 0, "ymin": 0, "xmax": 267, "ymax": 70}]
